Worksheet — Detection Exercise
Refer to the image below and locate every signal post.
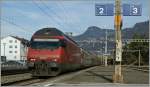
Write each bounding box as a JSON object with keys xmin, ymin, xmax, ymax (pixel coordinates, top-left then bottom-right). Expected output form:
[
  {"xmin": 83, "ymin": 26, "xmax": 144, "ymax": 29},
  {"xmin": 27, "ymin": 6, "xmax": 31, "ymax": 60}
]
[
  {"xmin": 95, "ymin": 0, "xmax": 142, "ymax": 83},
  {"xmin": 112, "ymin": 0, "xmax": 123, "ymax": 83}
]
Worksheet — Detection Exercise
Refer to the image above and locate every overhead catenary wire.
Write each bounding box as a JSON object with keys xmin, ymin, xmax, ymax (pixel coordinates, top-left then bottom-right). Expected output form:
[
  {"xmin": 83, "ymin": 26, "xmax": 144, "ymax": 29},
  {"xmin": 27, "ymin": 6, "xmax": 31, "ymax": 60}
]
[
  {"xmin": 40, "ymin": 0, "xmax": 62, "ymax": 21},
  {"xmin": 32, "ymin": 0, "xmax": 64, "ymax": 28},
  {"xmin": 1, "ymin": 18, "xmax": 32, "ymax": 35},
  {"xmin": 55, "ymin": 1, "xmax": 73, "ymax": 29},
  {"xmin": 1, "ymin": 4, "xmax": 41, "ymax": 34},
  {"xmin": 40, "ymin": 0, "xmax": 83, "ymax": 34},
  {"xmin": 57, "ymin": 1, "xmax": 84, "ymax": 35}
]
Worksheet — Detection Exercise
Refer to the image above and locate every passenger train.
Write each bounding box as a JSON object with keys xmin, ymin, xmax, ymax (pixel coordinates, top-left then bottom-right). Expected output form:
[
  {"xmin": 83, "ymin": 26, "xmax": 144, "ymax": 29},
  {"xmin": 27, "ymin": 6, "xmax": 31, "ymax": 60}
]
[{"xmin": 27, "ymin": 28, "xmax": 99, "ymax": 76}]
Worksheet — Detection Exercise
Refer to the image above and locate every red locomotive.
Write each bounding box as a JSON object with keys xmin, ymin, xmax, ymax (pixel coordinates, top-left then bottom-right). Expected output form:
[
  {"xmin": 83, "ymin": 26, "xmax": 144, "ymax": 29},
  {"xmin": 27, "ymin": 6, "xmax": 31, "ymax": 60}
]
[{"xmin": 27, "ymin": 28, "xmax": 98, "ymax": 76}]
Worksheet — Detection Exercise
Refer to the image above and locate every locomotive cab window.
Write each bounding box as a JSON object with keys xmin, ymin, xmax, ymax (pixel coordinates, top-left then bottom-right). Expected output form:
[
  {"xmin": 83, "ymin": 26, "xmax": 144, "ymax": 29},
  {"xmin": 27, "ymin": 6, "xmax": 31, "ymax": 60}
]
[
  {"xmin": 30, "ymin": 39, "xmax": 66, "ymax": 49},
  {"xmin": 30, "ymin": 41, "xmax": 60, "ymax": 49}
]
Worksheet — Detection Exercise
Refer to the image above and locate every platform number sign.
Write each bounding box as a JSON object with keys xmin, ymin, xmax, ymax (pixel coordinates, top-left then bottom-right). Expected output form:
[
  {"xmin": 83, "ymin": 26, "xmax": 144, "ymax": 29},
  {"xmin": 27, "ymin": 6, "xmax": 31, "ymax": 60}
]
[
  {"xmin": 95, "ymin": 4, "xmax": 142, "ymax": 16},
  {"xmin": 95, "ymin": 4, "xmax": 114, "ymax": 16},
  {"xmin": 123, "ymin": 4, "xmax": 142, "ymax": 16}
]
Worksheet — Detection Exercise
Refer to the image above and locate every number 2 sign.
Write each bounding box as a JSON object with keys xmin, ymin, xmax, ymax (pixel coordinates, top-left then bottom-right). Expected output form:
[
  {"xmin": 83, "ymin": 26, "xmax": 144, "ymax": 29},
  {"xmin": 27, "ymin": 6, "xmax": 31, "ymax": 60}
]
[{"xmin": 95, "ymin": 4, "xmax": 114, "ymax": 16}]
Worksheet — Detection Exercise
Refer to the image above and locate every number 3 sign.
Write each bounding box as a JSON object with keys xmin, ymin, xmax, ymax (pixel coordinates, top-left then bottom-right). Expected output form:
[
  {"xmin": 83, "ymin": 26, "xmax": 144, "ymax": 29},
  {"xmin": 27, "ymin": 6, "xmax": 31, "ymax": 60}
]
[{"xmin": 123, "ymin": 4, "xmax": 142, "ymax": 16}]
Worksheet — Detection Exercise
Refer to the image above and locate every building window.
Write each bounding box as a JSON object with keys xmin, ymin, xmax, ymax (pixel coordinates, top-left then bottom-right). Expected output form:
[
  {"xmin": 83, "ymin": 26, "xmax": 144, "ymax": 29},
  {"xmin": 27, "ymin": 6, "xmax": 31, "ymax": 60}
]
[
  {"xmin": 15, "ymin": 45, "xmax": 17, "ymax": 48},
  {"xmin": 15, "ymin": 40, "xmax": 17, "ymax": 43},
  {"xmin": 9, "ymin": 51, "xmax": 12, "ymax": 53},
  {"xmin": 15, "ymin": 51, "xmax": 17, "ymax": 53},
  {"xmin": 9, "ymin": 40, "xmax": 13, "ymax": 43},
  {"xmin": 9, "ymin": 45, "xmax": 13, "ymax": 48}
]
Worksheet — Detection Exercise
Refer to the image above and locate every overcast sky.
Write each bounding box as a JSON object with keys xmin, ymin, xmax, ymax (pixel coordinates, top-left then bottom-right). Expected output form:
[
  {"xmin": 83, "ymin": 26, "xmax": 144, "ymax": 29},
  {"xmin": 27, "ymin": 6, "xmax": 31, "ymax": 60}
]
[{"xmin": 1, "ymin": 0, "xmax": 149, "ymax": 40}]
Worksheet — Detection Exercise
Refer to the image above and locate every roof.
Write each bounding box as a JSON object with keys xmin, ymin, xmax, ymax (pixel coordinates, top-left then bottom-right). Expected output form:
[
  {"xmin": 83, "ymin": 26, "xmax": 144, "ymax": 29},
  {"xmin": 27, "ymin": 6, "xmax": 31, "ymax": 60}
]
[
  {"xmin": 11, "ymin": 36, "xmax": 29, "ymax": 45},
  {"xmin": 1, "ymin": 35, "xmax": 29, "ymax": 45},
  {"xmin": 32, "ymin": 28, "xmax": 79, "ymax": 45},
  {"xmin": 32, "ymin": 28, "xmax": 63, "ymax": 37}
]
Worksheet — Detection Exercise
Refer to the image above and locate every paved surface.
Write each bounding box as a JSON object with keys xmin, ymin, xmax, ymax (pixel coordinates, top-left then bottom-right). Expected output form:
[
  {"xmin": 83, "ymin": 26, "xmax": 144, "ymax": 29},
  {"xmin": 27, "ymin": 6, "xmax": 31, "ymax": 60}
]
[
  {"xmin": 57, "ymin": 66, "xmax": 113, "ymax": 83},
  {"xmin": 43, "ymin": 83, "xmax": 149, "ymax": 87},
  {"xmin": 56, "ymin": 66, "xmax": 149, "ymax": 84},
  {"xmin": 29, "ymin": 65, "xmax": 149, "ymax": 86},
  {"xmin": 3, "ymin": 65, "xmax": 149, "ymax": 86},
  {"xmin": 122, "ymin": 66, "xmax": 149, "ymax": 84}
]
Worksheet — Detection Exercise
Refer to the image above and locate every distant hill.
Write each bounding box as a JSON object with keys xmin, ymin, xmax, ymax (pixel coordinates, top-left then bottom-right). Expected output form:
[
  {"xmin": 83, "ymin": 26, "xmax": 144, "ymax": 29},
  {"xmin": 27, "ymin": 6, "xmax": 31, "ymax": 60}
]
[
  {"xmin": 122, "ymin": 21, "xmax": 149, "ymax": 39},
  {"xmin": 73, "ymin": 26, "xmax": 114, "ymax": 40},
  {"xmin": 74, "ymin": 21, "xmax": 149, "ymax": 40},
  {"xmin": 73, "ymin": 21, "xmax": 149, "ymax": 52}
]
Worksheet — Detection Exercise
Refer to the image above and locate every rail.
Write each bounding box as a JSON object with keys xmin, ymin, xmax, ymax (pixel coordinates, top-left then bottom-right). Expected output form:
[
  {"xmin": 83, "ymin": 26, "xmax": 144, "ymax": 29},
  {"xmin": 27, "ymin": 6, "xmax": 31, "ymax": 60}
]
[{"xmin": 123, "ymin": 65, "xmax": 149, "ymax": 72}]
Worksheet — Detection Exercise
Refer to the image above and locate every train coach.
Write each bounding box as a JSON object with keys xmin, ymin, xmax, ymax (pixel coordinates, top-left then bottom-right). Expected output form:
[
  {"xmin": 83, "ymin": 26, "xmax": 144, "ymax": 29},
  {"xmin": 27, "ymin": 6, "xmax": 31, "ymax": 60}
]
[
  {"xmin": 80, "ymin": 49, "xmax": 99, "ymax": 68},
  {"xmin": 27, "ymin": 28, "xmax": 98, "ymax": 77}
]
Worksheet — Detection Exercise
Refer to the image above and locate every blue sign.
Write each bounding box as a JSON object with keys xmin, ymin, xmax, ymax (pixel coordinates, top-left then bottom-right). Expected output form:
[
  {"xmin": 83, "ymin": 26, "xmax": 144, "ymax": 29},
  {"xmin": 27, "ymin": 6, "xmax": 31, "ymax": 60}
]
[
  {"xmin": 95, "ymin": 4, "xmax": 114, "ymax": 16},
  {"xmin": 123, "ymin": 4, "xmax": 142, "ymax": 16}
]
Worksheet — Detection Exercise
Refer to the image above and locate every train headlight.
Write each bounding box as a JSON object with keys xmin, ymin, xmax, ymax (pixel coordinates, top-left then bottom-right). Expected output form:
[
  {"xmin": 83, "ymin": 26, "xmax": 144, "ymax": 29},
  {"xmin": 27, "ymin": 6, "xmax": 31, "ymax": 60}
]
[
  {"xmin": 50, "ymin": 55, "xmax": 60, "ymax": 58},
  {"xmin": 30, "ymin": 58, "xmax": 36, "ymax": 61},
  {"xmin": 53, "ymin": 58, "xmax": 57, "ymax": 62}
]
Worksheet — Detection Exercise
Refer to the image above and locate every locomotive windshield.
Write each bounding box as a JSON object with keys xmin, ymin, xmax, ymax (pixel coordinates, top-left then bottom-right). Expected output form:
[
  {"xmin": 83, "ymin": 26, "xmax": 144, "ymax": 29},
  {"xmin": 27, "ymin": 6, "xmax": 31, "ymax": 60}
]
[
  {"xmin": 30, "ymin": 41, "xmax": 61, "ymax": 49},
  {"xmin": 30, "ymin": 38, "xmax": 66, "ymax": 49}
]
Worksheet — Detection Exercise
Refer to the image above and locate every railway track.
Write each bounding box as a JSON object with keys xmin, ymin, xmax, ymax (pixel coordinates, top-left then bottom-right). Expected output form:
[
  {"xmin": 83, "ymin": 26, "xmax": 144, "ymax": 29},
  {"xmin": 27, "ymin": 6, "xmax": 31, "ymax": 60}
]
[
  {"xmin": 130, "ymin": 66, "xmax": 149, "ymax": 72},
  {"xmin": 123, "ymin": 65, "xmax": 149, "ymax": 72},
  {"xmin": 1, "ymin": 69, "xmax": 29, "ymax": 76},
  {"xmin": 2, "ymin": 77, "xmax": 49, "ymax": 86},
  {"xmin": 2, "ymin": 66, "xmax": 98, "ymax": 86},
  {"xmin": 1, "ymin": 73, "xmax": 32, "ymax": 86},
  {"xmin": 1, "ymin": 73, "xmax": 52, "ymax": 86}
]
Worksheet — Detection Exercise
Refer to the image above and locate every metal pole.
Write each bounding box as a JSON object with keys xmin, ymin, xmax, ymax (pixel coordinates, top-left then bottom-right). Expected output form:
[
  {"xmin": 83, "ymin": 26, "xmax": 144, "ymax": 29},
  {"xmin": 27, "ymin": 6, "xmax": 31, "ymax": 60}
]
[
  {"xmin": 105, "ymin": 30, "xmax": 108, "ymax": 66},
  {"xmin": 105, "ymin": 30, "xmax": 108, "ymax": 54},
  {"xmin": 105, "ymin": 56, "xmax": 108, "ymax": 66},
  {"xmin": 101, "ymin": 49, "xmax": 103, "ymax": 65},
  {"xmin": 93, "ymin": 42, "xmax": 95, "ymax": 48},
  {"xmin": 103, "ymin": 55, "xmax": 105, "ymax": 65},
  {"xmin": 138, "ymin": 50, "xmax": 141, "ymax": 67},
  {"xmin": 113, "ymin": 0, "xmax": 123, "ymax": 83}
]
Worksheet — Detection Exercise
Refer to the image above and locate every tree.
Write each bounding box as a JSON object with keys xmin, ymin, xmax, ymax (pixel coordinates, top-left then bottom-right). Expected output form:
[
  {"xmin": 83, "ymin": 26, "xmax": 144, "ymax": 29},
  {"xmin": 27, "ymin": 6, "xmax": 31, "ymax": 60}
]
[{"xmin": 122, "ymin": 34, "xmax": 149, "ymax": 65}]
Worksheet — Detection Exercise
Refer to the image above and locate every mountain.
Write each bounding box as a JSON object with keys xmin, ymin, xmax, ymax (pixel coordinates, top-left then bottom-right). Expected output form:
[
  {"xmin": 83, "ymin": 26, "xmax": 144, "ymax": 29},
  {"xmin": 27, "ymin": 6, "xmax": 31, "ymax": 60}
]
[
  {"xmin": 73, "ymin": 26, "xmax": 114, "ymax": 40},
  {"xmin": 73, "ymin": 21, "xmax": 149, "ymax": 52},
  {"xmin": 122, "ymin": 21, "xmax": 149, "ymax": 39},
  {"xmin": 74, "ymin": 21, "xmax": 149, "ymax": 40}
]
